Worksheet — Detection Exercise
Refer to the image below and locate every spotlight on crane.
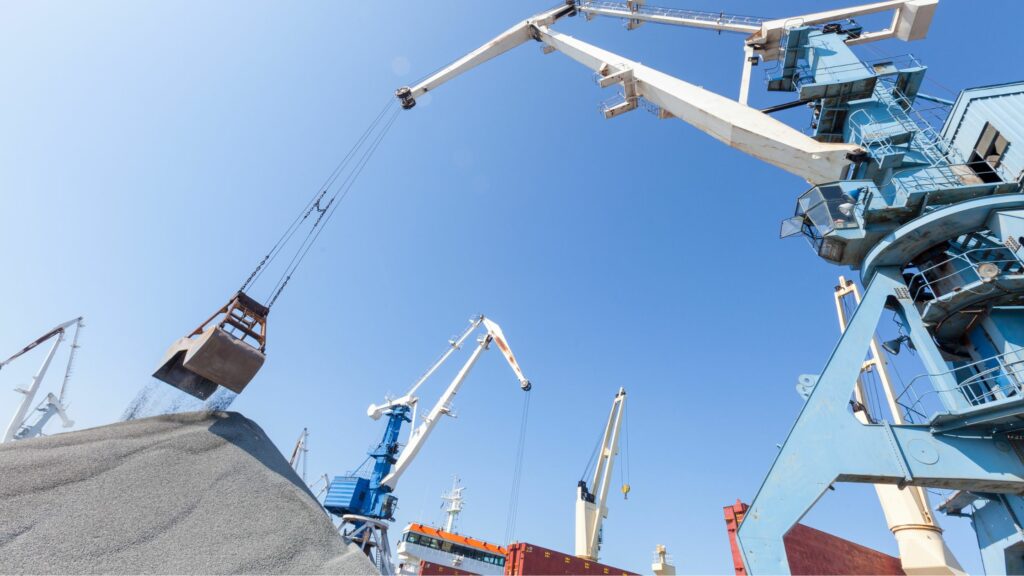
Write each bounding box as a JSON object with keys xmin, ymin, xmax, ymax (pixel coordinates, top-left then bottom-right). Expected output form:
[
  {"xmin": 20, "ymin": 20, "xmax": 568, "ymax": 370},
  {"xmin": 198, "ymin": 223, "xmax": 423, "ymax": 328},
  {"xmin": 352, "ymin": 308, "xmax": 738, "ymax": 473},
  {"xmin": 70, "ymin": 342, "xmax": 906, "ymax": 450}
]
[{"xmin": 881, "ymin": 335, "xmax": 914, "ymax": 356}]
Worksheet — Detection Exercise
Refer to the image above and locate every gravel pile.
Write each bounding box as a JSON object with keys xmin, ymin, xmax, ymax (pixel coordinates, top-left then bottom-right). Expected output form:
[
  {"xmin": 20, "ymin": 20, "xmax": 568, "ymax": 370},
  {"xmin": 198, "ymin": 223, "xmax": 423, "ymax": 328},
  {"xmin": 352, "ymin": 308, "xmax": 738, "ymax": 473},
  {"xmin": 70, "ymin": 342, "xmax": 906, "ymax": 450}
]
[{"xmin": 0, "ymin": 410, "xmax": 377, "ymax": 575}]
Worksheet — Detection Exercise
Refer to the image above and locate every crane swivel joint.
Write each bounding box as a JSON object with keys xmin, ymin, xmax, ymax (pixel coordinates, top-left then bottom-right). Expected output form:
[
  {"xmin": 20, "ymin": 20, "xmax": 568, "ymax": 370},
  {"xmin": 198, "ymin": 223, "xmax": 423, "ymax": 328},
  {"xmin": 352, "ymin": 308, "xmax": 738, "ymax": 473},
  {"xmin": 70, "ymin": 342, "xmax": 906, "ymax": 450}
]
[{"xmin": 395, "ymin": 86, "xmax": 415, "ymax": 110}]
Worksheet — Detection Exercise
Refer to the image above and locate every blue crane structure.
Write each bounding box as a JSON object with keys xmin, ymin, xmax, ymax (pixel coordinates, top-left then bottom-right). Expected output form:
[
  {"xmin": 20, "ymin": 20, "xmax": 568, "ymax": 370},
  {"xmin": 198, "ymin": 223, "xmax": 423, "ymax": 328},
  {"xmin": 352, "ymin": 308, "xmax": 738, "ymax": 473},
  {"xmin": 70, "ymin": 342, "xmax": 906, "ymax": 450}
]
[
  {"xmin": 396, "ymin": 0, "xmax": 1024, "ymax": 573},
  {"xmin": 736, "ymin": 31, "xmax": 1024, "ymax": 575},
  {"xmin": 322, "ymin": 316, "xmax": 531, "ymax": 575}
]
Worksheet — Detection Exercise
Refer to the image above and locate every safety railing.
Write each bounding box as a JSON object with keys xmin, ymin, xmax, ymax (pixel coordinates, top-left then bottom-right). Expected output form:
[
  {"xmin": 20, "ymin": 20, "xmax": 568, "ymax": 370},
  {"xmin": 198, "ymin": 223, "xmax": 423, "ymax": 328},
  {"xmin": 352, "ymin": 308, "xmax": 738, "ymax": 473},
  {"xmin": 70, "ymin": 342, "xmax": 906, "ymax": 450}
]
[
  {"xmin": 891, "ymin": 165, "xmax": 985, "ymax": 197},
  {"xmin": 895, "ymin": 348, "xmax": 1024, "ymax": 420},
  {"xmin": 905, "ymin": 245, "xmax": 1024, "ymax": 302},
  {"xmin": 578, "ymin": 0, "xmax": 767, "ymax": 29}
]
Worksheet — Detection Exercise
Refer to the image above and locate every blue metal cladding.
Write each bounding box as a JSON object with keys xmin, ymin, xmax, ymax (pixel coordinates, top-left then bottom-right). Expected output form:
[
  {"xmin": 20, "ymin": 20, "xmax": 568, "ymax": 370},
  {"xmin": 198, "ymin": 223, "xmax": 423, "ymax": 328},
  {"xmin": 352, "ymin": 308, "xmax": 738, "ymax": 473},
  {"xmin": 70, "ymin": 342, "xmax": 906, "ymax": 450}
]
[
  {"xmin": 943, "ymin": 81, "xmax": 1024, "ymax": 181},
  {"xmin": 324, "ymin": 476, "xmax": 368, "ymax": 516}
]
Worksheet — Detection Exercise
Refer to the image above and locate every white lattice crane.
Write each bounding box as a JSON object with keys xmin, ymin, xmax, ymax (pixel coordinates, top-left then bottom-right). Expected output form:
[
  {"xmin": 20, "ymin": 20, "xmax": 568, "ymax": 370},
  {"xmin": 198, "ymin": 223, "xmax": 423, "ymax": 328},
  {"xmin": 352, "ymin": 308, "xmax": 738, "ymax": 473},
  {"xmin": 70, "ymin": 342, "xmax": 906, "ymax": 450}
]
[{"xmin": 2, "ymin": 317, "xmax": 84, "ymax": 442}]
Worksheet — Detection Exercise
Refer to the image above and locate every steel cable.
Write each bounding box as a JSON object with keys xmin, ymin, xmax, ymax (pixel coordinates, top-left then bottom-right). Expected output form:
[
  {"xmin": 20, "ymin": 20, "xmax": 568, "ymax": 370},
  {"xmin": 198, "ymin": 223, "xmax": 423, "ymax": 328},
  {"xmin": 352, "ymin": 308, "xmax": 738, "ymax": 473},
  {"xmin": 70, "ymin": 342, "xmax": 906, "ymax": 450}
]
[
  {"xmin": 239, "ymin": 98, "xmax": 397, "ymax": 297},
  {"xmin": 266, "ymin": 105, "xmax": 401, "ymax": 308},
  {"xmin": 504, "ymin": 390, "xmax": 531, "ymax": 544}
]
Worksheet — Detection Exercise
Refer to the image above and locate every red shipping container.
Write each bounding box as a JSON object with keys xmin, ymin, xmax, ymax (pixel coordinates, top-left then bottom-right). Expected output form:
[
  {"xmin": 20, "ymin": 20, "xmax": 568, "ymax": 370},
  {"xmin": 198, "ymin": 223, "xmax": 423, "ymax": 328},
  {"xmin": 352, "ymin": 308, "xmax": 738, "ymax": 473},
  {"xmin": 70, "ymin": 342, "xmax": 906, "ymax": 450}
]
[
  {"xmin": 418, "ymin": 560, "xmax": 478, "ymax": 576},
  {"xmin": 723, "ymin": 500, "xmax": 905, "ymax": 576},
  {"xmin": 503, "ymin": 542, "xmax": 638, "ymax": 576}
]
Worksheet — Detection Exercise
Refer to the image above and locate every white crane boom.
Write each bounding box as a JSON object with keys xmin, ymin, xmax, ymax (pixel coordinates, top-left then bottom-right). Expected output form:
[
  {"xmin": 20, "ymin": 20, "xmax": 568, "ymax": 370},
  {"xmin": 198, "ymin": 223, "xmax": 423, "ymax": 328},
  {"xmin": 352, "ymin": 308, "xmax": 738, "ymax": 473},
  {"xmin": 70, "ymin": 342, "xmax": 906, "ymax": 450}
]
[
  {"xmin": 398, "ymin": 1, "xmax": 937, "ymax": 184},
  {"xmin": 367, "ymin": 317, "xmax": 483, "ymax": 420},
  {"xmin": 2, "ymin": 317, "xmax": 83, "ymax": 443},
  {"xmin": 379, "ymin": 316, "xmax": 530, "ymax": 490},
  {"xmin": 576, "ymin": 387, "xmax": 627, "ymax": 561}
]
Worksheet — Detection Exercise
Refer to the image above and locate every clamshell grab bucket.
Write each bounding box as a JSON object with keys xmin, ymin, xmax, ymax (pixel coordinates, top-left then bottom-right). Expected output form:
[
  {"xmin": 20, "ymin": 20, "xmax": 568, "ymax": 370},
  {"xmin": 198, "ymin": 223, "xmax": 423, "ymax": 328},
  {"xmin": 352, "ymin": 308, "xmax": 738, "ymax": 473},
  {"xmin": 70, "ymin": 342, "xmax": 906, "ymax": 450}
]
[{"xmin": 153, "ymin": 292, "xmax": 268, "ymax": 400}]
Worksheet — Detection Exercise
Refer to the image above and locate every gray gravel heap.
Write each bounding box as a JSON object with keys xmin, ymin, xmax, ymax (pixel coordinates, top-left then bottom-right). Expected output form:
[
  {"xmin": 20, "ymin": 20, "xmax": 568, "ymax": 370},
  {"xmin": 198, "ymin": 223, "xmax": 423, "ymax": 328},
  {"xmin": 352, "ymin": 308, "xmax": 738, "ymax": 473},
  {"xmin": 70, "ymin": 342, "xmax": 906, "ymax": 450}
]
[{"xmin": 0, "ymin": 410, "xmax": 378, "ymax": 575}]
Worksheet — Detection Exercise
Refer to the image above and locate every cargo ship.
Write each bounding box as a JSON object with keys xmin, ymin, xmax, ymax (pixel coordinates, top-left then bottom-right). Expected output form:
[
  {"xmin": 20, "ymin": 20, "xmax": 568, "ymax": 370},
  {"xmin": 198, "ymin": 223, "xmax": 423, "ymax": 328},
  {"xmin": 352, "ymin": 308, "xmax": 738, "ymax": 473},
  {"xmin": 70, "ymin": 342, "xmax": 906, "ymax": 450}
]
[
  {"xmin": 394, "ymin": 479, "xmax": 636, "ymax": 576},
  {"xmin": 396, "ymin": 527, "xmax": 638, "ymax": 576}
]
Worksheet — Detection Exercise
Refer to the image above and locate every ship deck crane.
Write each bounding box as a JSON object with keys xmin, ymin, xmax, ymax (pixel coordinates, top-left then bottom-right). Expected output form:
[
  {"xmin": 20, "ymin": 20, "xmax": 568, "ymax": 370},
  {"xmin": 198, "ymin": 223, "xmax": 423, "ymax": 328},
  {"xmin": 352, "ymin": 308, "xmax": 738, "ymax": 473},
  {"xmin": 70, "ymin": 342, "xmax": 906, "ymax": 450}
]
[
  {"xmin": 394, "ymin": 2, "xmax": 1024, "ymax": 574},
  {"xmin": 323, "ymin": 315, "xmax": 531, "ymax": 575},
  {"xmin": 2, "ymin": 317, "xmax": 84, "ymax": 443},
  {"xmin": 576, "ymin": 387, "xmax": 628, "ymax": 562}
]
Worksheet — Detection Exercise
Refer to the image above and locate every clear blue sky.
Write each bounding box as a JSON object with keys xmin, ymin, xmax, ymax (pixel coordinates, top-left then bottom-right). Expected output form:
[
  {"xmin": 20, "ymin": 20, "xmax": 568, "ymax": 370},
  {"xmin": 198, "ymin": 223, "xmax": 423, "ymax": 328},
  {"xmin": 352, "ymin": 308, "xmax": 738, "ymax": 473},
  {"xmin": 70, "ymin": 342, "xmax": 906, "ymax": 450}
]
[{"xmin": 2, "ymin": 1, "xmax": 1021, "ymax": 573}]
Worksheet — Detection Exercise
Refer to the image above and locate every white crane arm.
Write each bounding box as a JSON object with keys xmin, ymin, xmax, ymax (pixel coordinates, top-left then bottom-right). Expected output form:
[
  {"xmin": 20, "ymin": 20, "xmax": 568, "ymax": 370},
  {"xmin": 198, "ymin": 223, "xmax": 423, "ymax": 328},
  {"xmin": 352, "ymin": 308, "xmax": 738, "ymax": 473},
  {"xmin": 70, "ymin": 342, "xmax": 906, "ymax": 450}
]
[
  {"xmin": 0, "ymin": 317, "xmax": 81, "ymax": 370},
  {"xmin": 576, "ymin": 387, "xmax": 627, "ymax": 561},
  {"xmin": 380, "ymin": 317, "xmax": 531, "ymax": 490},
  {"xmin": 753, "ymin": 0, "xmax": 936, "ymax": 58},
  {"xmin": 397, "ymin": 4, "xmax": 574, "ymax": 108},
  {"xmin": 400, "ymin": 1, "xmax": 941, "ymax": 183},
  {"xmin": 532, "ymin": 25, "xmax": 858, "ymax": 184},
  {"xmin": 481, "ymin": 317, "xmax": 531, "ymax": 391},
  {"xmin": 3, "ymin": 327, "xmax": 66, "ymax": 442},
  {"xmin": 367, "ymin": 317, "xmax": 482, "ymax": 420},
  {"xmin": 381, "ymin": 336, "xmax": 489, "ymax": 489},
  {"xmin": 399, "ymin": 6, "xmax": 859, "ymax": 184}
]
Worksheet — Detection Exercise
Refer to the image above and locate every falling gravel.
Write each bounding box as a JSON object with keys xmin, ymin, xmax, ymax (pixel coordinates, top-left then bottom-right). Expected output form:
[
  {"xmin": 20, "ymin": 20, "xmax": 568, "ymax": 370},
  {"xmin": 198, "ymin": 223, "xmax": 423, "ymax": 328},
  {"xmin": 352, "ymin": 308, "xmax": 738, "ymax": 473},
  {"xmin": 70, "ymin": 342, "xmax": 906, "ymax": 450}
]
[
  {"xmin": 0, "ymin": 410, "xmax": 378, "ymax": 575},
  {"xmin": 121, "ymin": 381, "xmax": 238, "ymax": 421}
]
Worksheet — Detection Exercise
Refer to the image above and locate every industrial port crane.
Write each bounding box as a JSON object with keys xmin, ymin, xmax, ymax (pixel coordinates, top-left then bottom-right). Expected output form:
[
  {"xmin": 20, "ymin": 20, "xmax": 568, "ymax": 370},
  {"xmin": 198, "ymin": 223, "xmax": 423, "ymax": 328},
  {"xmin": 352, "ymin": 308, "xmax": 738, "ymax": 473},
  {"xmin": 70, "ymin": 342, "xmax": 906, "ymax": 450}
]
[
  {"xmin": 2, "ymin": 317, "xmax": 83, "ymax": 443},
  {"xmin": 323, "ymin": 315, "xmax": 531, "ymax": 575},
  {"xmin": 576, "ymin": 387, "xmax": 628, "ymax": 562},
  {"xmin": 399, "ymin": 1, "xmax": 1024, "ymax": 574}
]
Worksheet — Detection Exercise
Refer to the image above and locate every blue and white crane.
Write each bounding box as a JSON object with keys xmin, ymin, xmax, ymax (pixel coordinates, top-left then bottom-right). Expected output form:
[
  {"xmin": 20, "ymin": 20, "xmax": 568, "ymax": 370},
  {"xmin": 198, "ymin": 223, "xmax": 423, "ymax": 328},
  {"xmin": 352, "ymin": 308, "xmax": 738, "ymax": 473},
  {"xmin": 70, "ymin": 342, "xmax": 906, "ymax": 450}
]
[
  {"xmin": 399, "ymin": 1, "xmax": 1024, "ymax": 573},
  {"xmin": 323, "ymin": 315, "xmax": 531, "ymax": 575}
]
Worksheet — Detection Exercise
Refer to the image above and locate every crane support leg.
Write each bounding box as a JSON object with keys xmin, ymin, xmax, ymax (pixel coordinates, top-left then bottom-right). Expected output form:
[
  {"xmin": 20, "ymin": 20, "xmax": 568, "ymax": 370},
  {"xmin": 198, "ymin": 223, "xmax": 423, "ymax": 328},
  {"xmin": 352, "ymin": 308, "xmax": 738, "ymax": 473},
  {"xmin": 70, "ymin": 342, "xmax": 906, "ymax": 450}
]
[{"xmin": 738, "ymin": 267, "xmax": 1024, "ymax": 575}]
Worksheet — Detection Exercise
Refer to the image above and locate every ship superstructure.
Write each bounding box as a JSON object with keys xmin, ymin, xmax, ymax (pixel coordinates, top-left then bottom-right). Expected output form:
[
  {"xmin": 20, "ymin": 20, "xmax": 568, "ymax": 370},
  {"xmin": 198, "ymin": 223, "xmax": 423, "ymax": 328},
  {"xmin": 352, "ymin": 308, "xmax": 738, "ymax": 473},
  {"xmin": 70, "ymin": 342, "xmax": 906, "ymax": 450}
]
[{"xmin": 396, "ymin": 523, "xmax": 507, "ymax": 576}]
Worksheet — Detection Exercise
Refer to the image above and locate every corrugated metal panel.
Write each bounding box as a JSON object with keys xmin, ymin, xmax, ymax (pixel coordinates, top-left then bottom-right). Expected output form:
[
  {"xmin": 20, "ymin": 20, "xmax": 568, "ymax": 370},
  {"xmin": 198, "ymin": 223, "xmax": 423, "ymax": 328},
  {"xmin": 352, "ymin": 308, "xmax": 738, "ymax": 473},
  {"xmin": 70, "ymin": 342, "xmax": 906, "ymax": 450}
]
[
  {"xmin": 503, "ymin": 543, "xmax": 638, "ymax": 576},
  {"xmin": 723, "ymin": 501, "xmax": 905, "ymax": 576},
  {"xmin": 323, "ymin": 476, "xmax": 368, "ymax": 515},
  {"xmin": 942, "ymin": 82, "xmax": 1024, "ymax": 181}
]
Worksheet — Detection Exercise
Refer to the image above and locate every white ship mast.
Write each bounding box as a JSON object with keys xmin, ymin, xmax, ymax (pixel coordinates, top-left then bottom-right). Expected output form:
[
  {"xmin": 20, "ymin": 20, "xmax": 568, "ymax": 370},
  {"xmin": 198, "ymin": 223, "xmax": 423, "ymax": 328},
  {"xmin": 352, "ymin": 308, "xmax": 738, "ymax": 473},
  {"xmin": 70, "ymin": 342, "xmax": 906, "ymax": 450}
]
[{"xmin": 440, "ymin": 476, "xmax": 465, "ymax": 533}]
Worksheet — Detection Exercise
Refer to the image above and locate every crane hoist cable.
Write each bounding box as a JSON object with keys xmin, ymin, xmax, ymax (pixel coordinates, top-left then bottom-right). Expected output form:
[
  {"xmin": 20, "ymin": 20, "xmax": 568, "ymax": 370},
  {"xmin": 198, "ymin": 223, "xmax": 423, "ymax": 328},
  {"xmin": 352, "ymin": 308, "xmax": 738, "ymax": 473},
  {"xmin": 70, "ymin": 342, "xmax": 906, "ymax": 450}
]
[
  {"xmin": 152, "ymin": 98, "xmax": 400, "ymax": 401},
  {"xmin": 620, "ymin": 398, "xmax": 630, "ymax": 498},
  {"xmin": 265, "ymin": 105, "xmax": 400, "ymax": 308},
  {"xmin": 579, "ymin": 428, "xmax": 604, "ymax": 483},
  {"xmin": 242, "ymin": 98, "xmax": 400, "ymax": 306},
  {"xmin": 504, "ymin": 388, "xmax": 532, "ymax": 544}
]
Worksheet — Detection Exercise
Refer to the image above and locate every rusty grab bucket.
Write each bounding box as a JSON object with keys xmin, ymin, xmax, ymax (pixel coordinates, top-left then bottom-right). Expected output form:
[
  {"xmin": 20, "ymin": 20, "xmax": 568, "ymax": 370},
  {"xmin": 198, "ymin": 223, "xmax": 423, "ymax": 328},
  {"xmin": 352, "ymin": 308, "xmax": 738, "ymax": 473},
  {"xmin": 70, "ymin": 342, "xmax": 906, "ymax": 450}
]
[{"xmin": 153, "ymin": 292, "xmax": 268, "ymax": 400}]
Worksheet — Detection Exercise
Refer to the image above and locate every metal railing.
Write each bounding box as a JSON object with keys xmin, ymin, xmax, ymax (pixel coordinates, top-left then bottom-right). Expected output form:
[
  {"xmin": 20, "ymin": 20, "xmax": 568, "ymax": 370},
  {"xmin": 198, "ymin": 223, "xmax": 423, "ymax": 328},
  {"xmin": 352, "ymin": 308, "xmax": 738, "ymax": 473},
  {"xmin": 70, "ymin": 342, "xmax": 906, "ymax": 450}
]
[
  {"xmin": 895, "ymin": 348, "xmax": 1024, "ymax": 420},
  {"xmin": 578, "ymin": 0, "xmax": 767, "ymax": 29},
  {"xmin": 905, "ymin": 245, "xmax": 1024, "ymax": 302}
]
